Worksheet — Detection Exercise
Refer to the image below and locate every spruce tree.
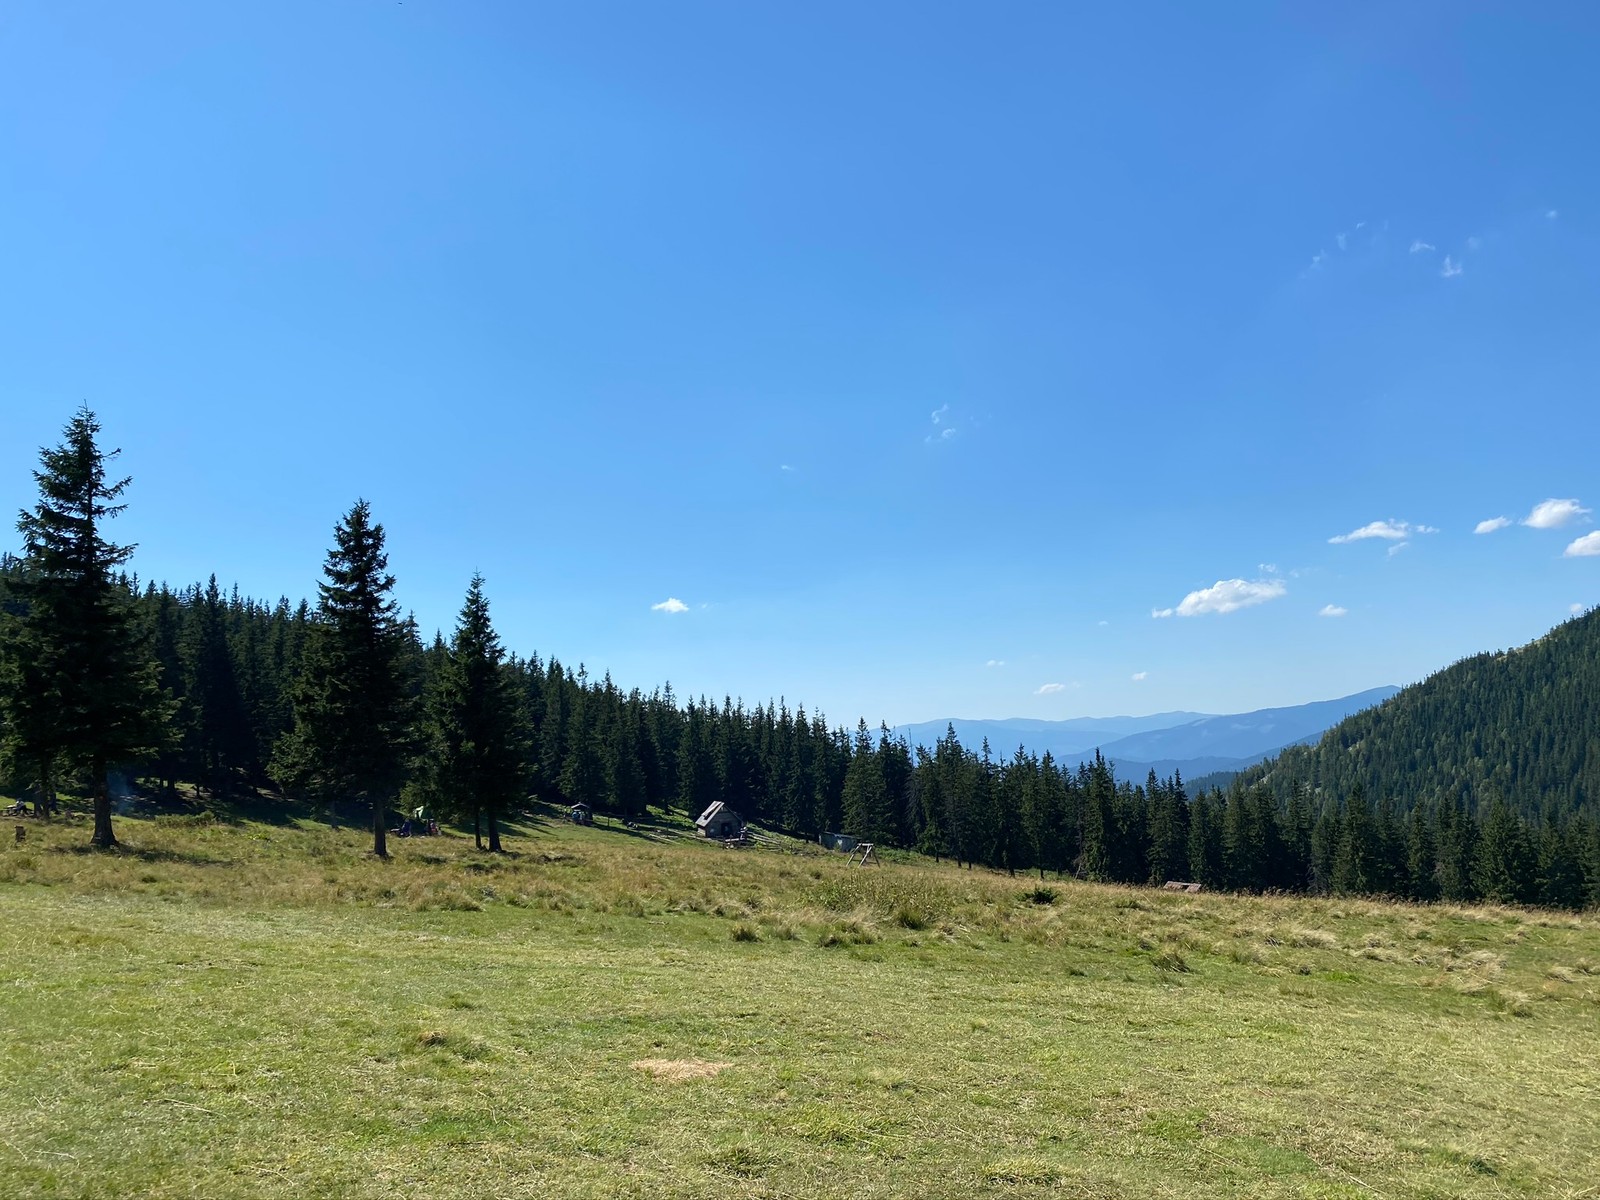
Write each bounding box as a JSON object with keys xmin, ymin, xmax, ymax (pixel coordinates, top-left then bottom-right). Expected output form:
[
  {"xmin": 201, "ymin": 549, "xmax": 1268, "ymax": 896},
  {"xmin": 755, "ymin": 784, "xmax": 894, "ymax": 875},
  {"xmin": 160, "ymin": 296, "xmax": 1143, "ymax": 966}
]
[
  {"xmin": 417, "ymin": 575, "xmax": 528, "ymax": 851},
  {"xmin": 3, "ymin": 408, "xmax": 167, "ymax": 845},
  {"xmin": 274, "ymin": 500, "xmax": 413, "ymax": 856}
]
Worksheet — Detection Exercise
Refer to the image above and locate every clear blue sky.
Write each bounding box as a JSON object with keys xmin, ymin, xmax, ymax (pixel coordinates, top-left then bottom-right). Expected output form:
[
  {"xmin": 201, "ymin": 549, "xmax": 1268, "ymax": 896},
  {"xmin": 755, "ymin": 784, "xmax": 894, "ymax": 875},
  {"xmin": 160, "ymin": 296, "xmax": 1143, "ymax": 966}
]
[{"xmin": 3, "ymin": 2, "xmax": 1597, "ymax": 727}]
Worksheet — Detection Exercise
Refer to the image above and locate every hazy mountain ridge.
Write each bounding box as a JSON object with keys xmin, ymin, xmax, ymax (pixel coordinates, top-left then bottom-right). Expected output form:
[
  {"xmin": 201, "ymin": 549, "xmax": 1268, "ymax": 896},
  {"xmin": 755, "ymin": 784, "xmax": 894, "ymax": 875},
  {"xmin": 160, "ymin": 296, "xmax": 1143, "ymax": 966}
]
[{"xmin": 896, "ymin": 687, "xmax": 1400, "ymax": 777}]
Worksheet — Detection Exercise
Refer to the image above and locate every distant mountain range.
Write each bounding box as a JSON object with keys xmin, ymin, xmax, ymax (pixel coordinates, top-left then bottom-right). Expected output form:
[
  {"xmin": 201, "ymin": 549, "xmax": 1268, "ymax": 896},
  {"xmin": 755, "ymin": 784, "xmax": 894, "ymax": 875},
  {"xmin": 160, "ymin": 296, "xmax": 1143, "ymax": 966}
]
[{"xmin": 895, "ymin": 686, "xmax": 1400, "ymax": 780}]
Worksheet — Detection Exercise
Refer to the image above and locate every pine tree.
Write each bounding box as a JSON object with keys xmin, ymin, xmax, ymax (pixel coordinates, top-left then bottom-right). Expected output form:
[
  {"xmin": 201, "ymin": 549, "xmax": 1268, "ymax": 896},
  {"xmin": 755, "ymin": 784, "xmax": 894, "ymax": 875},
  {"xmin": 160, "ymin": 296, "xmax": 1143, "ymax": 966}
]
[
  {"xmin": 2, "ymin": 409, "xmax": 167, "ymax": 845},
  {"xmin": 1474, "ymin": 794, "xmax": 1536, "ymax": 904},
  {"xmin": 417, "ymin": 575, "xmax": 528, "ymax": 851},
  {"xmin": 274, "ymin": 500, "xmax": 414, "ymax": 856}
]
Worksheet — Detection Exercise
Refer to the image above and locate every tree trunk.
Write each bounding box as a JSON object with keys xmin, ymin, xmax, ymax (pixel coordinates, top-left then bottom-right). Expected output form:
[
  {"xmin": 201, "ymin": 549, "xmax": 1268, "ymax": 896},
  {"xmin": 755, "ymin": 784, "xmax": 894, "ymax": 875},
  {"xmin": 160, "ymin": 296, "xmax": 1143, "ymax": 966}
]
[
  {"xmin": 371, "ymin": 795, "xmax": 387, "ymax": 858},
  {"xmin": 488, "ymin": 811, "xmax": 501, "ymax": 853},
  {"xmin": 474, "ymin": 810, "xmax": 482, "ymax": 851},
  {"xmin": 37, "ymin": 759, "xmax": 56, "ymax": 821},
  {"xmin": 89, "ymin": 755, "xmax": 117, "ymax": 848}
]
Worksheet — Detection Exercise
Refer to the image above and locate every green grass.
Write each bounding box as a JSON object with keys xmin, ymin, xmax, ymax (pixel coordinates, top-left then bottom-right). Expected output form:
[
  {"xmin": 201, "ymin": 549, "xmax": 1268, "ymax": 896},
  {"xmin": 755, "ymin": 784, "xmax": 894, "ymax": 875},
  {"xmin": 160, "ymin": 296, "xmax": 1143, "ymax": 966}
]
[{"xmin": 2, "ymin": 806, "xmax": 1598, "ymax": 1198}]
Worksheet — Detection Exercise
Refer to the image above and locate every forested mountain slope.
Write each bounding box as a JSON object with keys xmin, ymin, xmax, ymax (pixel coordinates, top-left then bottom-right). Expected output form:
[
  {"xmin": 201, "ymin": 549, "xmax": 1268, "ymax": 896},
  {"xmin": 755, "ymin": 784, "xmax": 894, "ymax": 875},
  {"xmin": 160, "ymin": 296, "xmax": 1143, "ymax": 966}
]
[{"xmin": 1242, "ymin": 608, "xmax": 1599, "ymax": 819}]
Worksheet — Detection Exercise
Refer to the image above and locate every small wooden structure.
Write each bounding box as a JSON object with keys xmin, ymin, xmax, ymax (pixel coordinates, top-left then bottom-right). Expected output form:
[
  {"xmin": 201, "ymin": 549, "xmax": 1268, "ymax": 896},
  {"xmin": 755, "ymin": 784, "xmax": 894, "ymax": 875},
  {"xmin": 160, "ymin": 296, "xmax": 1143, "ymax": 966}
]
[
  {"xmin": 849, "ymin": 842, "xmax": 880, "ymax": 867},
  {"xmin": 1162, "ymin": 880, "xmax": 1203, "ymax": 893},
  {"xmin": 695, "ymin": 801, "xmax": 744, "ymax": 840},
  {"xmin": 569, "ymin": 803, "xmax": 594, "ymax": 826}
]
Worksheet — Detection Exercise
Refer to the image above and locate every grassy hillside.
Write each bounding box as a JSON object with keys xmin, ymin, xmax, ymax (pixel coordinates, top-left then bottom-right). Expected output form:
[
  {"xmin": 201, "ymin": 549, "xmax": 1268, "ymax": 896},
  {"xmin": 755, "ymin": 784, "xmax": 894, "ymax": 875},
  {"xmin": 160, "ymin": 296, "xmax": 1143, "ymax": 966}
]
[
  {"xmin": 2, "ymin": 808, "xmax": 1598, "ymax": 1198},
  {"xmin": 1241, "ymin": 607, "xmax": 1600, "ymax": 817}
]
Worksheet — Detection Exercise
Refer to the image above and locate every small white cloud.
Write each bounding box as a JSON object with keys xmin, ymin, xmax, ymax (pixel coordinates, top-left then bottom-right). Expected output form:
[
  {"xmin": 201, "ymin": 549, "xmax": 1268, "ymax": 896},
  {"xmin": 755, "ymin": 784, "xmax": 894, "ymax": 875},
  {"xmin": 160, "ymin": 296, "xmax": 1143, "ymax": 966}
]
[
  {"xmin": 780, "ymin": 464, "xmax": 795, "ymax": 473},
  {"xmin": 1318, "ymin": 604, "xmax": 1348, "ymax": 618},
  {"xmin": 1466, "ymin": 236, "xmax": 1482, "ymax": 251},
  {"xmin": 1572, "ymin": 603, "xmax": 1586, "ymax": 614},
  {"xmin": 1409, "ymin": 240, "xmax": 1435, "ymax": 254},
  {"xmin": 1564, "ymin": 532, "xmax": 1600, "ymax": 558},
  {"xmin": 1524, "ymin": 498, "xmax": 1591, "ymax": 529},
  {"xmin": 941, "ymin": 427, "xmax": 956, "ymax": 440},
  {"xmin": 1474, "ymin": 516, "xmax": 1512, "ymax": 534},
  {"xmin": 1440, "ymin": 256, "xmax": 1463, "ymax": 278},
  {"xmin": 1355, "ymin": 221, "xmax": 1366, "ymax": 230},
  {"xmin": 650, "ymin": 597, "xmax": 689, "ymax": 614},
  {"xmin": 1131, "ymin": 671, "xmax": 1148, "ymax": 682},
  {"xmin": 1259, "ymin": 563, "xmax": 1280, "ymax": 575},
  {"xmin": 1035, "ymin": 682, "xmax": 1066, "ymax": 695},
  {"xmin": 1328, "ymin": 519, "xmax": 1436, "ymax": 544},
  {"xmin": 1152, "ymin": 577, "xmax": 1287, "ymax": 619},
  {"xmin": 1097, "ymin": 619, "xmax": 1110, "ymax": 627},
  {"xmin": 1387, "ymin": 542, "xmax": 1410, "ymax": 557},
  {"xmin": 1547, "ymin": 209, "xmax": 1559, "ymax": 220},
  {"xmin": 930, "ymin": 404, "xmax": 949, "ymax": 425},
  {"xmin": 1307, "ymin": 251, "xmax": 1326, "ymax": 271},
  {"xmin": 1336, "ymin": 232, "xmax": 1347, "ymax": 251},
  {"xmin": 986, "ymin": 659, "xmax": 1005, "ymax": 668}
]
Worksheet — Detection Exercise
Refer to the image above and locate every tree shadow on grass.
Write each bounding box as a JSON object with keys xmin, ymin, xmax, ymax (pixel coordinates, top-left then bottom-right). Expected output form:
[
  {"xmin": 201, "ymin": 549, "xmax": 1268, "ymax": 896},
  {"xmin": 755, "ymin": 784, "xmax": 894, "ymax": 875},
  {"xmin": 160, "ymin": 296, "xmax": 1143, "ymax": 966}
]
[{"xmin": 52, "ymin": 843, "xmax": 235, "ymax": 867}]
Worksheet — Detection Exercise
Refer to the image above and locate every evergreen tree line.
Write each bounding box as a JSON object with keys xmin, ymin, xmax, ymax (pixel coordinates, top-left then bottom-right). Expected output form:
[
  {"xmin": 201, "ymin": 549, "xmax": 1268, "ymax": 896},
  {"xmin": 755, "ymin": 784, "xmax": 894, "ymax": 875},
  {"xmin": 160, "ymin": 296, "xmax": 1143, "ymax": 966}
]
[{"xmin": 2, "ymin": 411, "xmax": 1596, "ymax": 907}]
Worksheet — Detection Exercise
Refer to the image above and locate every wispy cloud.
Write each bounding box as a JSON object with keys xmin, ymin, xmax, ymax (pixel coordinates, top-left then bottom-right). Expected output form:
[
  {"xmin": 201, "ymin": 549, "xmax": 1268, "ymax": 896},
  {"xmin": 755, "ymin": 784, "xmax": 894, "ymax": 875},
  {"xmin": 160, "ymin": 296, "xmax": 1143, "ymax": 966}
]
[
  {"xmin": 779, "ymin": 464, "xmax": 795, "ymax": 473},
  {"xmin": 1466, "ymin": 236, "xmax": 1482, "ymax": 252},
  {"xmin": 986, "ymin": 659, "xmax": 1005, "ymax": 668},
  {"xmin": 1409, "ymin": 239, "xmax": 1435, "ymax": 254},
  {"xmin": 1131, "ymin": 671, "xmax": 1148, "ymax": 682},
  {"xmin": 650, "ymin": 597, "xmax": 689, "ymax": 614},
  {"xmin": 1572, "ymin": 603, "xmax": 1587, "ymax": 614},
  {"xmin": 1318, "ymin": 604, "xmax": 1348, "ymax": 618},
  {"xmin": 1328, "ymin": 519, "xmax": 1437, "ymax": 544},
  {"xmin": 931, "ymin": 404, "xmax": 949, "ymax": 425},
  {"xmin": 1548, "ymin": 209, "xmax": 1560, "ymax": 220},
  {"xmin": 1336, "ymin": 232, "xmax": 1347, "ymax": 252},
  {"xmin": 924, "ymin": 405, "xmax": 958, "ymax": 444},
  {"xmin": 1387, "ymin": 542, "xmax": 1410, "ymax": 557},
  {"xmin": 1524, "ymin": 498, "xmax": 1591, "ymax": 529},
  {"xmin": 1152, "ymin": 577, "xmax": 1287, "ymax": 618},
  {"xmin": 1035, "ymin": 682, "xmax": 1066, "ymax": 695},
  {"xmin": 1474, "ymin": 516, "xmax": 1512, "ymax": 534},
  {"xmin": 1440, "ymin": 256, "xmax": 1463, "ymax": 278},
  {"xmin": 1564, "ymin": 532, "xmax": 1600, "ymax": 558}
]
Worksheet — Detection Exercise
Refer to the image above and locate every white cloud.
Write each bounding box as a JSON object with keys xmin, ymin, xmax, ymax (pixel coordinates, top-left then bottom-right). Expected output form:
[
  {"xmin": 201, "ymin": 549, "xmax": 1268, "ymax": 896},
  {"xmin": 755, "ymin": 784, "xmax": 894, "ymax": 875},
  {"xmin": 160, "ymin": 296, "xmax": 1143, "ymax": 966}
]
[
  {"xmin": 1152, "ymin": 577, "xmax": 1287, "ymax": 618},
  {"xmin": 1524, "ymin": 498, "xmax": 1591, "ymax": 529},
  {"xmin": 1035, "ymin": 683, "xmax": 1066, "ymax": 695},
  {"xmin": 1440, "ymin": 256, "xmax": 1463, "ymax": 278},
  {"xmin": 780, "ymin": 464, "xmax": 795, "ymax": 473},
  {"xmin": 1318, "ymin": 604, "xmax": 1348, "ymax": 618},
  {"xmin": 986, "ymin": 659, "xmax": 1005, "ymax": 668},
  {"xmin": 650, "ymin": 598, "xmax": 689, "ymax": 614},
  {"xmin": 1564, "ymin": 532, "xmax": 1600, "ymax": 558},
  {"xmin": 1336, "ymin": 232, "xmax": 1347, "ymax": 251},
  {"xmin": 1307, "ymin": 251, "xmax": 1326, "ymax": 271},
  {"xmin": 1259, "ymin": 563, "xmax": 1279, "ymax": 575},
  {"xmin": 931, "ymin": 404, "xmax": 949, "ymax": 425},
  {"xmin": 1547, "ymin": 209, "xmax": 1559, "ymax": 220},
  {"xmin": 1572, "ymin": 603, "xmax": 1587, "ymax": 615},
  {"xmin": 1328, "ymin": 519, "xmax": 1437, "ymax": 544},
  {"xmin": 1474, "ymin": 516, "xmax": 1512, "ymax": 534},
  {"xmin": 1097, "ymin": 619, "xmax": 1110, "ymax": 627},
  {"xmin": 1131, "ymin": 671, "xmax": 1148, "ymax": 682},
  {"xmin": 1387, "ymin": 542, "xmax": 1410, "ymax": 557},
  {"xmin": 1409, "ymin": 240, "xmax": 1435, "ymax": 254}
]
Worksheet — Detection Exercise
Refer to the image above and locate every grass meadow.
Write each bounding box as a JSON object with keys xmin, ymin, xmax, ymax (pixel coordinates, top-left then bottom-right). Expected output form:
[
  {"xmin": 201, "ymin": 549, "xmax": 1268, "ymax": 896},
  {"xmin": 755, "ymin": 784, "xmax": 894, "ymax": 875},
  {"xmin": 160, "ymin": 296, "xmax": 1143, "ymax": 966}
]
[{"xmin": 2, "ymin": 804, "xmax": 1597, "ymax": 1198}]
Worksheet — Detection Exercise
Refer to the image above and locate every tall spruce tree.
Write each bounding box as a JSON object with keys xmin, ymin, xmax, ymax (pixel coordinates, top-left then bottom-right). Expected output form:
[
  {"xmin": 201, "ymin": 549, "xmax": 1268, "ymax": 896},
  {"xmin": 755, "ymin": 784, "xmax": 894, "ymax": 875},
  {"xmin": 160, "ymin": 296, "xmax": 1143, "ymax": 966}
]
[
  {"xmin": 418, "ymin": 575, "xmax": 528, "ymax": 851},
  {"xmin": 274, "ymin": 500, "xmax": 413, "ymax": 856},
  {"xmin": 3, "ymin": 409, "xmax": 167, "ymax": 846}
]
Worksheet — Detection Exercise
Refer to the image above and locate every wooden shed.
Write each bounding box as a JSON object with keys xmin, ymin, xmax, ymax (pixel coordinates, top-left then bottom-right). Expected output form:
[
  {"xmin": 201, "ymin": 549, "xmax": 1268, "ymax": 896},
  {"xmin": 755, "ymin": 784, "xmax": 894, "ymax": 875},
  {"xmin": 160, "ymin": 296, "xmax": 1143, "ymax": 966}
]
[{"xmin": 695, "ymin": 801, "xmax": 744, "ymax": 840}]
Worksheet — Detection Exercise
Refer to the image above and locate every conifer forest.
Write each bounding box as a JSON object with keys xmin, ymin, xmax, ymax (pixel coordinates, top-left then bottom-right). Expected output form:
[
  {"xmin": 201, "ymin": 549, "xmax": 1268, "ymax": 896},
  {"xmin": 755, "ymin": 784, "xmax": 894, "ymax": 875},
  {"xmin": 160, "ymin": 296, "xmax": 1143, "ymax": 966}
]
[{"xmin": 3, "ymin": 409, "xmax": 1597, "ymax": 909}]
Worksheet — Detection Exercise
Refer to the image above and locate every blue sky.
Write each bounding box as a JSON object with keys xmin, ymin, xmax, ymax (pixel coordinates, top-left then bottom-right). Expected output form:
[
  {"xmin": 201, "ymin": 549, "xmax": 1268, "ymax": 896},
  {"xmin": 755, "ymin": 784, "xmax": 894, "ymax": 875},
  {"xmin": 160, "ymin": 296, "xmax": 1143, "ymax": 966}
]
[{"xmin": 2, "ymin": 2, "xmax": 1597, "ymax": 727}]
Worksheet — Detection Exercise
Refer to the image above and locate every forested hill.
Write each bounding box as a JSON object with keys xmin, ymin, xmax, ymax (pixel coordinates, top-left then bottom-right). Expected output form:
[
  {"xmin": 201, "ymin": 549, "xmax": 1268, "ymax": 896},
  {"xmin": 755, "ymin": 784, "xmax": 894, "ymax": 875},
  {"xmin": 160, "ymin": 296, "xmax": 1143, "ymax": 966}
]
[{"xmin": 1240, "ymin": 607, "xmax": 1599, "ymax": 820}]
